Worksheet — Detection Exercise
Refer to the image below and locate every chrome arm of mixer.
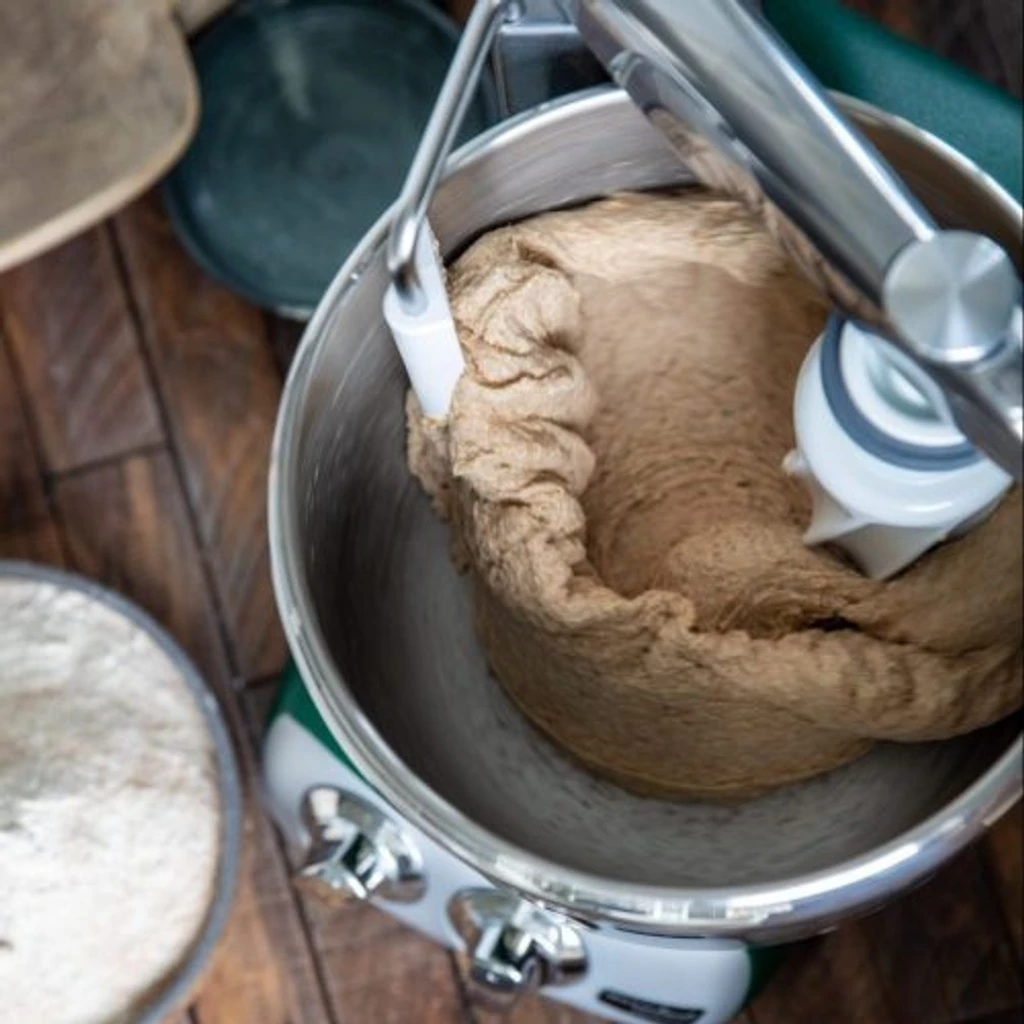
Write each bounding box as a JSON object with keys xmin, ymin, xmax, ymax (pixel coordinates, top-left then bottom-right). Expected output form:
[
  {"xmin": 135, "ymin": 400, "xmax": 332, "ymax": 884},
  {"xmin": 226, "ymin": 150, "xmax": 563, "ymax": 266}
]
[
  {"xmin": 387, "ymin": 0, "xmax": 517, "ymax": 311},
  {"xmin": 883, "ymin": 233, "xmax": 1023, "ymax": 474},
  {"xmin": 560, "ymin": 0, "xmax": 1023, "ymax": 476},
  {"xmin": 562, "ymin": 0, "xmax": 935, "ymax": 305},
  {"xmin": 926, "ymin": 310, "xmax": 1024, "ymax": 476}
]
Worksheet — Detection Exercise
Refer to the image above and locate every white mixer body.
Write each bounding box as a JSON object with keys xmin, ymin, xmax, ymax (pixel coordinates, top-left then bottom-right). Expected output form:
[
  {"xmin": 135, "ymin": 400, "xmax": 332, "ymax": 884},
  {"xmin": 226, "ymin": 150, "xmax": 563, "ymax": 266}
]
[{"xmin": 263, "ymin": 710, "xmax": 756, "ymax": 1024}]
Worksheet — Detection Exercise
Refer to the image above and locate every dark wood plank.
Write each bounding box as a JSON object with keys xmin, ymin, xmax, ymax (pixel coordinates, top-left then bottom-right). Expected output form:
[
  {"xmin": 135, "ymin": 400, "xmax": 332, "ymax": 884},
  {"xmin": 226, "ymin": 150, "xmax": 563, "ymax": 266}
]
[
  {"xmin": 0, "ymin": 332, "xmax": 63, "ymax": 563},
  {"xmin": 264, "ymin": 311, "xmax": 304, "ymax": 378},
  {"xmin": 985, "ymin": 803, "xmax": 1023, "ymax": 962},
  {"xmin": 196, "ymin": 673, "xmax": 333, "ymax": 1024},
  {"xmin": 55, "ymin": 451, "xmax": 229, "ymax": 683},
  {"xmin": 475, "ymin": 999, "xmax": 601, "ymax": 1024},
  {"xmin": 242, "ymin": 680, "xmax": 467, "ymax": 1024},
  {"xmin": 843, "ymin": 0, "xmax": 919, "ymax": 37},
  {"xmin": 193, "ymin": 806, "xmax": 335, "ymax": 1024},
  {"xmin": 53, "ymin": 452, "xmax": 334, "ymax": 1024},
  {"xmin": 298, "ymin": 897, "xmax": 465, "ymax": 1024},
  {"xmin": 113, "ymin": 193, "xmax": 285, "ymax": 684},
  {"xmin": 0, "ymin": 226, "xmax": 163, "ymax": 472},
  {"xmin": 960, "ymin": 1010, "xmax": 1024, "ymax": 1024},
  {"xmin": 860, "ymin": 847, "xmax": 1023, "ymax": 1023},
  {"xmin": 445, "ymin": 0, "xmax": 474, "ymax": 25},
  {"xmin": 748, "ymin": 929, "xmax": 897, "ymax": 1024}
]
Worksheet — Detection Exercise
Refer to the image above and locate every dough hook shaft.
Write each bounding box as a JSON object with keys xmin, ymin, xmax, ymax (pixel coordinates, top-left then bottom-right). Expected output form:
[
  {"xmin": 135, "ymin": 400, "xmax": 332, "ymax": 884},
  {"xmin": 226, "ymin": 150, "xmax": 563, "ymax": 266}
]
[{"xmin": 387, "ymin": 0, "xmax": 515, "ymax": 311}]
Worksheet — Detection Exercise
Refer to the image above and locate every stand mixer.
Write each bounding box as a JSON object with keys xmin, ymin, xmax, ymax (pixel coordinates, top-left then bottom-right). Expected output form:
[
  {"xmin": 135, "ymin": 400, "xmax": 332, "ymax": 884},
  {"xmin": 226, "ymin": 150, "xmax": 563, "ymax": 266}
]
[{"xmin": 263, "ymin": 3, "xmax": 1022, "ymax": 1021}]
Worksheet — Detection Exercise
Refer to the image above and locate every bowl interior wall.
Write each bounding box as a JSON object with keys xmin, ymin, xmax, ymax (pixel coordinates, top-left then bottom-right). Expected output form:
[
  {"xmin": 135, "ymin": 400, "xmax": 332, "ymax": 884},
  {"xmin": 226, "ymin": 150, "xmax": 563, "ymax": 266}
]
[{"xmin": 293, "ymin": 95, "xmax": 1021, "ymax": 888}]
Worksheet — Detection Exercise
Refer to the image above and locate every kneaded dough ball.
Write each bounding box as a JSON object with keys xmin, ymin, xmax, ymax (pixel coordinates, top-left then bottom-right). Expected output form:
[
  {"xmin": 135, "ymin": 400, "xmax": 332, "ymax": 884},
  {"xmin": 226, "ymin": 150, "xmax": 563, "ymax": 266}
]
[{"xmin": 407, "ymin": 190, "xmax": 1022, "ymax": 800}]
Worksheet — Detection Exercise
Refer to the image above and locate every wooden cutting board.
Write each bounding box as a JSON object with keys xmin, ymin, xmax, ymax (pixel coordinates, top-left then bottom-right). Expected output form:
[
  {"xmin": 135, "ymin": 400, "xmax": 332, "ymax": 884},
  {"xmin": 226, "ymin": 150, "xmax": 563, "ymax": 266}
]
[{"xmin": 0, "ymin": 0, "xmax": 229, "ymax": 274}]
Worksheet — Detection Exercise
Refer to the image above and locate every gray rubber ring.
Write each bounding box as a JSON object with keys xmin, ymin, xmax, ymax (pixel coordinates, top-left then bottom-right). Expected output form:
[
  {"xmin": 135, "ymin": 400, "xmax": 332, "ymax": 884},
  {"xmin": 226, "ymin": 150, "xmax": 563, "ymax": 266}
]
[{"xmin": 819, "ymin": 315, "xmax": 981, "ymax": 472}]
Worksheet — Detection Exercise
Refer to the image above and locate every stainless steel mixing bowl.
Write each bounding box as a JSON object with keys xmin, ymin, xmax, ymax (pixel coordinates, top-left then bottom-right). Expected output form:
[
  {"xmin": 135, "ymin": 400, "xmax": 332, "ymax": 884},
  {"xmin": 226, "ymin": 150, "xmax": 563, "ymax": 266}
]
[{"xmin": 269, "ymin": 88, "xmax": 1021, "ymax": 942}]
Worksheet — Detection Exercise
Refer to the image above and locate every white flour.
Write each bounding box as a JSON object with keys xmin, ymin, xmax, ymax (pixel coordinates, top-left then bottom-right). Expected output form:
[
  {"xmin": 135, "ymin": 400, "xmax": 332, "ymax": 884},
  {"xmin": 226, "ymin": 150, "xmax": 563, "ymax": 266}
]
[{"xmin": 0, "ymin": 578, "xmax": 221, "ymax": 1023}]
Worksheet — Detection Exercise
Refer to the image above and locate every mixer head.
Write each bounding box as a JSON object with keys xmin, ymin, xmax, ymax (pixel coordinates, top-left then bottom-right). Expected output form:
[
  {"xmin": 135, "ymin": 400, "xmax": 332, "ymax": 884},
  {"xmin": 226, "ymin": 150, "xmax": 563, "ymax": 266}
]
[
  {"xmin": 385, "ymin": 0, "xmax": 1021, "ymax": 578},
  {"xmin": 562, "ymin": 0, "xmax": 1022, "ymax": 474},
  {"xmin": 559, "ymin": 0, "xmax": 1022, "ymax": 575}
]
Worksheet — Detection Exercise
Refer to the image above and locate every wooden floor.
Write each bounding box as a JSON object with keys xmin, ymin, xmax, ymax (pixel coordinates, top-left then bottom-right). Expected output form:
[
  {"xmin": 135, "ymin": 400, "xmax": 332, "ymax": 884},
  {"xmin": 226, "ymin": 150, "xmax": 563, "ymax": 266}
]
[{"xmin": 0, "ymin": 4, "xmax": 1021, "ymax": 1024}]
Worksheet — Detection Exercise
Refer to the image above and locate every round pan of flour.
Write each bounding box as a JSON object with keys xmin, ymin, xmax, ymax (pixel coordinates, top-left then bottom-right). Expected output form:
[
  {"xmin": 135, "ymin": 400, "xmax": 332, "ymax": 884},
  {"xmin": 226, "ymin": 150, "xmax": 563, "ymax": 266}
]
[{"xmin": 0, "ymin": 562, "xmax": 242, "ymax": 1024}]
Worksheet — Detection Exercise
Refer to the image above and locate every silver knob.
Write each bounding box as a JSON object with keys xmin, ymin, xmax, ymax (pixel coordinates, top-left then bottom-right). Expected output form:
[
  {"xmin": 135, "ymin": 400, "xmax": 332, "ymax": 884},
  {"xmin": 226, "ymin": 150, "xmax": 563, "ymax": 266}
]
[
  {"xmin": 448, "ymin": 889, "xmax": 587, "ymax": 1011},
  {"xmin": 883, "ymin": 232, "xmax": 1019, "ymax": 366},
  {"xmin": 296, "ymin": 786, "xmax": 425, "ymax": 904},
  {"xmin": 883, "ymin": 232, "xmax": 1023, "ymax": 477}
]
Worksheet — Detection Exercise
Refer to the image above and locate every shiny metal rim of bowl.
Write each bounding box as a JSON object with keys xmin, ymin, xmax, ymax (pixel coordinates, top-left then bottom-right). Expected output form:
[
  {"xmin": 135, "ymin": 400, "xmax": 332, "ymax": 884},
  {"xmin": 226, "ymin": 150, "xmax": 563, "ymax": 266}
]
[
  {"xmin": 269, "ymin": 87, "xmax": 1022, "ymax": 937},
  {"xmin": 0, "ymin": 560, "xmax": 243, "ymax": 1016}
]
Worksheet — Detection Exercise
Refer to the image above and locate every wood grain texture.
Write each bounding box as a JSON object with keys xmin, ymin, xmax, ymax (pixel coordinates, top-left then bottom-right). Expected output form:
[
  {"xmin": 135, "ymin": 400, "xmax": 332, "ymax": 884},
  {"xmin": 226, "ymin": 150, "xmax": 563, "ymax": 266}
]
[
  {"xmin": 859, "ymin": 846, "xmax": 1023, "ymax": 1022},
  {"xmin": 197, "ymin": 678, "xmax": 334, "ymax": 1024},
  {"xmin": 265, "ymin": 312, "xmax": 304, "ymax": 378},
  {"xmin": 959, "ymin": 1011, "xmax": 1024, "ymax": 1024},
  {"xmin": 55, "ymin": 451, "xmax": 229, "ymax": 684},
  {"xmin": 52, "ymin": 450, "xmax": 335, "ymax": 1024},
  {"xmin": 114, "ymin": 193, "xmax": 286, "ymax": 684},
  {"xmin": 297, "ymin": 897, "xmax": 466, "ymax": 1024},
  {"xmin": 748, "ymin": 930, "xmax": 896, "ymax": 1024},
  {"xmin": 752, "ymin": 841, "xmax": 1024, "ymax": 1024},
  {"xmin": 193, "ymin": 805, "xmax": 336, "ymax": 1024},
  {"xmin": 445, "ymin": 0, "xmax": 475, "ymax": 25},
  {"xmin": 926, "ymin": 0, "xmax": 1023, "ymax": 98},
  {"xmin": 0, "ymin": 0, "xmax": 196, "ymax": 272},
  {"xmin": 0, "ymin": 226, "xmax": 163, "ymax": 472},
  {"xmin": 470, "ymin": 999, "xmax": 602, "ymax": 1024},
  {"xmin": 0, "ymin": 334, "xmax": 64, "ymax": 563}
]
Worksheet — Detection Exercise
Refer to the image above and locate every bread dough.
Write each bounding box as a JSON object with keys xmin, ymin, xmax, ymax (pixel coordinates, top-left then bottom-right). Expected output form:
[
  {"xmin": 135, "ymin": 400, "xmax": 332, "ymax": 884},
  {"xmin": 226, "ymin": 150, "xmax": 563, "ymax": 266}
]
[
  {"xmin": 407, "ymin": 189, "xmax": 1022, "ymax": 800},
  {"xmin": 0, "ymin": 578, "xmax": 221, "ymax": 1022}
]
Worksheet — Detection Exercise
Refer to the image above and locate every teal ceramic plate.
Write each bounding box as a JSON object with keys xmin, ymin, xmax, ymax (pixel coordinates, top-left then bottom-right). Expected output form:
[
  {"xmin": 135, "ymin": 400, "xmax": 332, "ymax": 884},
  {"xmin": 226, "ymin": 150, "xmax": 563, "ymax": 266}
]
[{"xmin": 163, "ymin": 0, "xmax": 497, "ymax": 318}]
